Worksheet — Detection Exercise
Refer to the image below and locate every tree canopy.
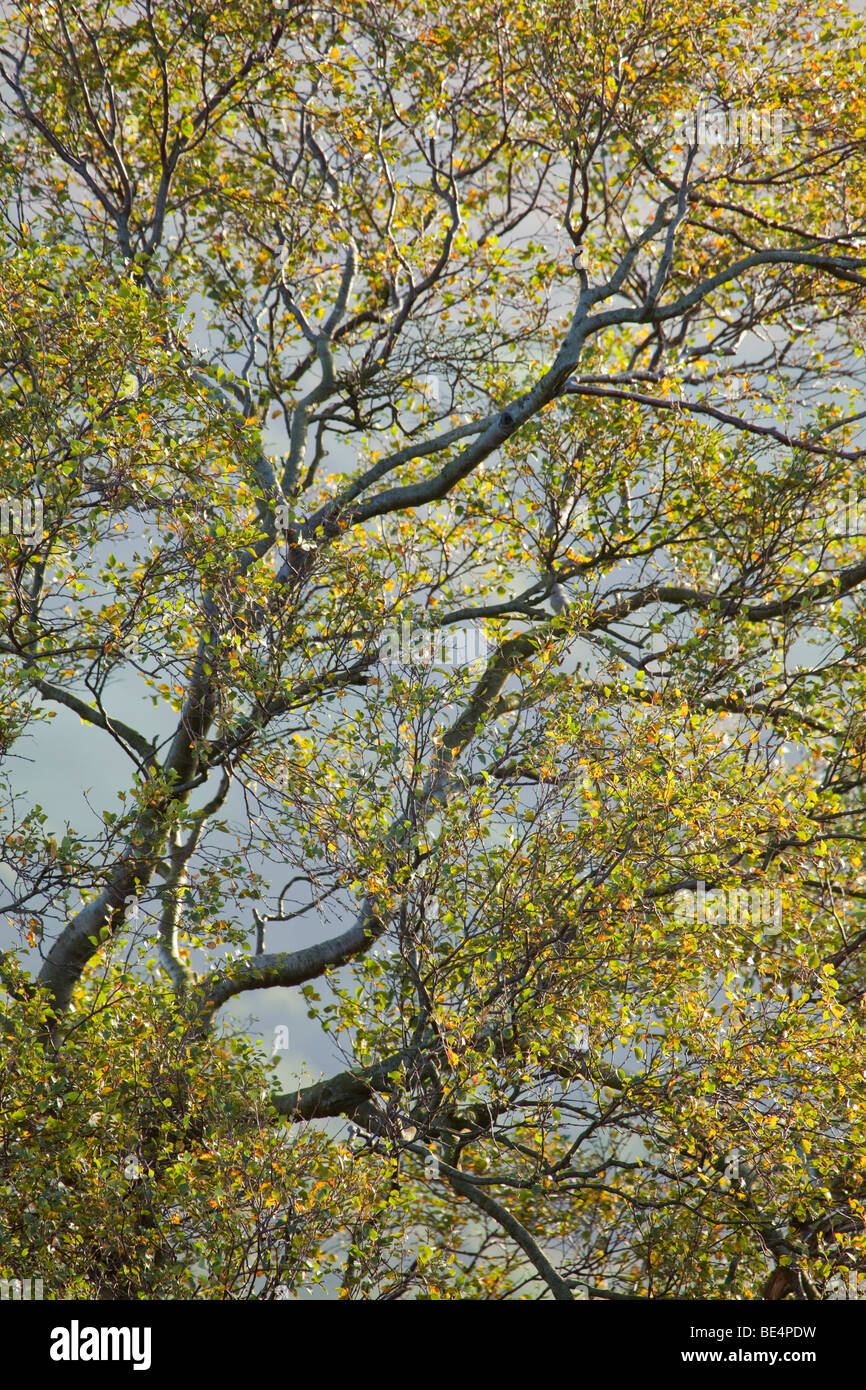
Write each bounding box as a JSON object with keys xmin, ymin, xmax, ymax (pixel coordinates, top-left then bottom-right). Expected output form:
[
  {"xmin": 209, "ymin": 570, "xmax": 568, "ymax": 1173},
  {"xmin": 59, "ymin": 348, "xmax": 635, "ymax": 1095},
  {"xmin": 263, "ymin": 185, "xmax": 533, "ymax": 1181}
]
[{"xmin": 2, "ymin": 0, "xmax": 866, "ymax": 1300}]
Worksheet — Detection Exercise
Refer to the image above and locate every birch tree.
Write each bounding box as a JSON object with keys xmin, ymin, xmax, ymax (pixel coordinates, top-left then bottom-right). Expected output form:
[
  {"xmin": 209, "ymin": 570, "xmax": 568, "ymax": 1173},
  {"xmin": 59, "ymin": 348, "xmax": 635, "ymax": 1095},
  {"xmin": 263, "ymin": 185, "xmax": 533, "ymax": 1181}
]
[{"xmin": 2, "ymin": 0, "xmax": 866, "ymax": 1299}]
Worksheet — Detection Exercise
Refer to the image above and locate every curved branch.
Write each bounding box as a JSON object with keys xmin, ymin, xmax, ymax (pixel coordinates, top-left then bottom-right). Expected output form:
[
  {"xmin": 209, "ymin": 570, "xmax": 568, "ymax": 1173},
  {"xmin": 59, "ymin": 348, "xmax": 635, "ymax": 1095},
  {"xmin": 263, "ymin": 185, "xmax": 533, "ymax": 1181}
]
[
  {"xmin": 26, "ymin": 675, "xmax": 156, "ymax": 763},
  {"xmin": 188, "ymin": 624, "xmax": 553, "ymax": 1032},
  {"xmin": 443, "ymin": 1165, "xmax": 575, "ymax": 1301}
]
